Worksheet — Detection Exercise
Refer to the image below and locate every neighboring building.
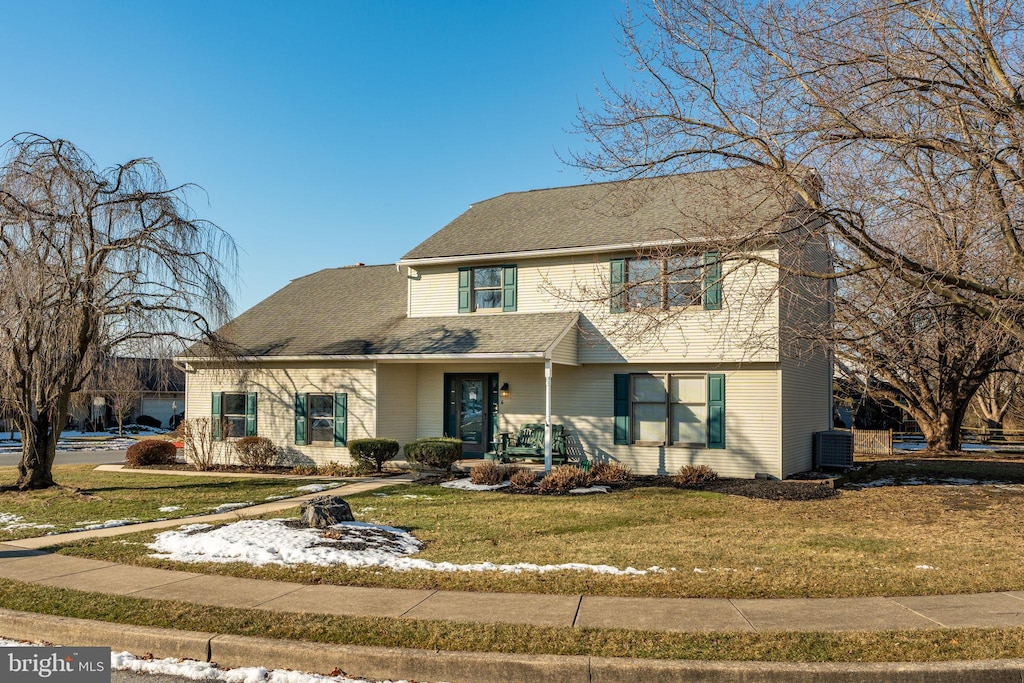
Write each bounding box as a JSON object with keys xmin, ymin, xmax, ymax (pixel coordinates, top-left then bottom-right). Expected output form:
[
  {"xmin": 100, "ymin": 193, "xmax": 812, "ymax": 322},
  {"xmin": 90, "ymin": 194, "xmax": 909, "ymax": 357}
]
[
  {"xmin": 70, "ymin": 359, "xmax": 185, "ymax": 431},
  {"xmin": 182, "ymin": 168, "xmax": 833, "ymax": 477}
]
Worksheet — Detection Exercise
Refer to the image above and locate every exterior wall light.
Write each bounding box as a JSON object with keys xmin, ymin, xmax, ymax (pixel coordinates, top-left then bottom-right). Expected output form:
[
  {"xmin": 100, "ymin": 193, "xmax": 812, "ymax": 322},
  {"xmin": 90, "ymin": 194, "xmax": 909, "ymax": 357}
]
[{"xmin": 500, "ymin": 382, "xmax": 510, "ymax": 398}]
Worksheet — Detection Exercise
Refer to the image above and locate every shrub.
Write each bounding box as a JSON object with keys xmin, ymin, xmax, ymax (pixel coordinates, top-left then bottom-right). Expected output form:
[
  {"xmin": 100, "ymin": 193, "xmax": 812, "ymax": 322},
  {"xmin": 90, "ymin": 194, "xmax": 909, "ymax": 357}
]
[
  {"xmin": 403, "ymin": 437, "xmax": 463, "ymax": 471},
  {"xmin": 125, "ymin": 439, "xmax": 177, "ymax": 467},
  {"xmin": 348, "ymin": 438, "xmax": 400, "ymax": 472},
  {"xmin": 590, "ymin": 461, "xmax": 633, "ymax": 485},
  {"xmin": 135, "ymin": 414, "xmax": 162, "ymax": 429},
  {"xmin": 507, "ymin": 466, "xmax": 537, "ymax": 491},
  {"xmin": 672, "ymin": 464, "xmax": 719, "ymax": 487},
  {"xmin": 180, "ymin": 417, "xmax": 219, "ymax": 471},
  {"xmin": 291, "ymin": 464, "xmax": 318, "ymax": 476},
  {"xmin": 537, "ymin": 464, "xmax": 592, "ymax": 493},
  {"xmin": 470, "ymin": 461, "xmax": 504, "ymax": 486},
  {"xmin": 233, "ymin": 436, "xmax": 278, "ymax": 469},
  {"xmin": 317, "ymin": 461, "xmax": 353, "ymax": 477}
]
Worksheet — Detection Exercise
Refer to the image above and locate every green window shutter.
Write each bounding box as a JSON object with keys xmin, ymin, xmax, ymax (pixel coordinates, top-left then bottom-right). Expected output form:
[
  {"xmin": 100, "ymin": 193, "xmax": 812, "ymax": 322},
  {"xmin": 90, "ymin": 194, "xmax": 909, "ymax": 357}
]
[
  {"xmin": 613, "ymin": 373, "xmax": 630, "ymax": 444},
  {"xmin": 703, "ymin": 252, "xmax": 722, "ymax": 311},
  {"xmin": 458, "ymin": 267, "xmax": 472, "ymax": 313},
  {"xmin": 294, "ymin": 393, "xmax": 308, "ymax": 445},
  {"xmin": 334, "ymin": 392, "xmax": 348, "ymax": 447},
  {"xmin": 211, "ymin": 392, "xmax": 222, "ymax": 441},
  {"xmin": 610, "ymin": 259, "xmax": 626, "ymax": 313},
  {"xmin": 502, "ymin": 264, "xmax": 517, "ymax": 312},
  {"xmin": 245, "ymin": 392, "xmax": 258, "ymax": 437},
  {"xmin": 707, "ymin": 374, "xmax": 726, "ymax": 449}
]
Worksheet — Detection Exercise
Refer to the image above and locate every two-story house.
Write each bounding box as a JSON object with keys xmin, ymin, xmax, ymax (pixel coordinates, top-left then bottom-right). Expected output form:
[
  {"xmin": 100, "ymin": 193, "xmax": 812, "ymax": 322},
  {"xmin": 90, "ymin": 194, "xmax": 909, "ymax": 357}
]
[{"xmin": 181, "ymin": 167, "xmax": 832, "ymax": 478}]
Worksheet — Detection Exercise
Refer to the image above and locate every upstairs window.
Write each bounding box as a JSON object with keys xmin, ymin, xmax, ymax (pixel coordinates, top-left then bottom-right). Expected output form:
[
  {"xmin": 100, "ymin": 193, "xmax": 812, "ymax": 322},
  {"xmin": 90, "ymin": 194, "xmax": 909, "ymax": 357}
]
[
  {"xmin": 458, "ymin": 265, "xmax": 517, "ymax": 313},
  {"xmin": 610, "ymin": 252, "xmax": 721, "ymax": 313},
  {"xmin": 626, "ymin": 255, "xmax": 703, "ymax": 310}
]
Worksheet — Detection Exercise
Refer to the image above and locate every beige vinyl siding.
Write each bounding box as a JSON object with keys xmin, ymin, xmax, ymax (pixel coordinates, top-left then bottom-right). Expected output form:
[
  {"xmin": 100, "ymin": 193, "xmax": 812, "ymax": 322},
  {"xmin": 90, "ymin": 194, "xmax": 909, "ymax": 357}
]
[
  {"xmin": 184, "ymin": 361, "xmax": 377, "ymax": 467},
  {"xmin": 407, "ymin": 251, "xmax": 780, "ymax": 364},
  {"xmin": 376, "ymin": 363, "xmax": 418, "ymax": 446},
  {"xmin": 549, "ymin": 329, "xmax": 578, "ymax": 365},
  {"xmin": 781, "ymin": 349, "xmax": 831, "ymax": 476},
  {"xmin": 412, "ymin": 361, "xmax": 780, "ymax": 478},
  {"xmin": 778, "ymin": 217, "xmax": 833, "ymax": 476}
]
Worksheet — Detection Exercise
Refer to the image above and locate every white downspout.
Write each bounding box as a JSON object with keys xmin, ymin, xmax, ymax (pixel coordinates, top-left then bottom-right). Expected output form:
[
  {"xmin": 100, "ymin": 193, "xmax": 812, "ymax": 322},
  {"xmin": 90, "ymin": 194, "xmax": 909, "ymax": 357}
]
[{"xmin": 544, "ymin": 360, "xmax": 553, "ymax": 472}]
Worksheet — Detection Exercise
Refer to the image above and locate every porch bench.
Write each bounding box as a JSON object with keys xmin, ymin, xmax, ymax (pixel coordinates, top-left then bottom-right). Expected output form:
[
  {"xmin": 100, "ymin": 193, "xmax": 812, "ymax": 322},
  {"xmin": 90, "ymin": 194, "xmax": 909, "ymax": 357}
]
[{"xmin": 503, "ymin": 423, "xmax": 568, "ymax": 465}]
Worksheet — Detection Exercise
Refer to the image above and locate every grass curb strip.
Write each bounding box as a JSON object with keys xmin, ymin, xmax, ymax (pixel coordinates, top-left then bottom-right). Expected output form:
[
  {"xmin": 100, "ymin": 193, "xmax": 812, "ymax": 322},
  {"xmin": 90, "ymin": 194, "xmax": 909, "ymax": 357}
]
[{"xmin": 3, "ymin": 608, "xmax": 1024, "ymax": 682}]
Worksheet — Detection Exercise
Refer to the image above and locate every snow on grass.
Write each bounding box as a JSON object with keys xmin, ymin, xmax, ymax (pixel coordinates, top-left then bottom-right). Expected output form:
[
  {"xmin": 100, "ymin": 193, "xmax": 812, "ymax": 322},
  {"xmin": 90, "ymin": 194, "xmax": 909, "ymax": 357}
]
[
  {"xmin": 158, "ymin": 506, "xmax": 183, "ymax": 513},
  {"xmin": 0, "ymin": 513, "xmax": 54, "ymax": 532},
  {"xmin": 69, "ymin": 519, "xmax": 138, "ymax": 532},
  {"xmin": 211, "ymin": 502, "xmax": 255, "ymax": 514},
  {"xmin": 440, "ymin": 478, "xmax": 509, "ymax": 491},
  {"xmin": 294, "ymin": 483, "xmax": 336, "ymax": 493},
  {"xmin": 0, "ymin": 637, "xmax": 416, "ymax": 682},
  {"xmin": 148, "ymin": 518, "xmax": 665, "ymax": 576},
  {"xmin": 569, "ymin": 485, "xmax": 610, "ymax": 495}
]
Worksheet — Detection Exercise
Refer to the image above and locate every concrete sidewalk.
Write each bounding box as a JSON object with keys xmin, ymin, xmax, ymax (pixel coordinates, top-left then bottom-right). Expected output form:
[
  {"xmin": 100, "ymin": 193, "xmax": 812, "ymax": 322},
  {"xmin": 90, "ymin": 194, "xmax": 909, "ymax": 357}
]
[{"xmin": 1, "ymin": 539, "xmax": 1024, "ymax": 632}]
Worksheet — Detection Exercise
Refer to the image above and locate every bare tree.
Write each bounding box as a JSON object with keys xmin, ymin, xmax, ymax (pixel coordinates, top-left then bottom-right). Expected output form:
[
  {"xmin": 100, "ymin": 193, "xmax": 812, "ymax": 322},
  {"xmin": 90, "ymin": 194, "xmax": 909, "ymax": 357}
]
[
  {"xmin": 0, "ymin": 135, "xmax": 236, "ymax": 489},
  {"xmin": 835, "ymin": 271, "xmax": 1020, "ymax": 451},
  {"xmin": 104, "ymin": 358, "xmax": 145, "ymax": 437},
  {"xmin": 970, "ymin": 359, "xmax": 1024, "ymax": 431},
  {"xmin": 572, "ymin": 0, "xmax": 1024, "ymax": 339}
]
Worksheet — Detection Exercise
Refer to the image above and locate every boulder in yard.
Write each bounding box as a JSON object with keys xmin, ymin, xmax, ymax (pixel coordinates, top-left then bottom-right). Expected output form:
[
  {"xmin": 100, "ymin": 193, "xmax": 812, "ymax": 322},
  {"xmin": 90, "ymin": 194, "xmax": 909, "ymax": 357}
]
[{"xmin": 299, "ymin": 495, "xmax": 355, "ymax": 528}]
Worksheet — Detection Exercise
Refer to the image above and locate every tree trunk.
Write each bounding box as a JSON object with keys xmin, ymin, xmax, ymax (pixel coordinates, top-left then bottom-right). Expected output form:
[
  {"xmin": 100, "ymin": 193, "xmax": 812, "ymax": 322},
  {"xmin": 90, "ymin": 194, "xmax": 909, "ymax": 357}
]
[
  {"xmin": 919, "ymin": 409, "xmax": 965, "ymax": 453},
  {"xmin": 16, "ymin": 414, "xmax": 57, "ymax": 489}
]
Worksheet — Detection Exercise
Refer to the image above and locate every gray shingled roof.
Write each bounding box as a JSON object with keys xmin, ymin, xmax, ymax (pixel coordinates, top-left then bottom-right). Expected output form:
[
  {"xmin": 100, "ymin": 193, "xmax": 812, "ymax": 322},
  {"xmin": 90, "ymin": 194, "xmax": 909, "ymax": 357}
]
[
  {"xmin": 192, "ymin": 264, "xmax": 577, "ymax": 358},
  {"xmin": 402, "ymin": 167, "xmax": 799, "ymax": 260}
]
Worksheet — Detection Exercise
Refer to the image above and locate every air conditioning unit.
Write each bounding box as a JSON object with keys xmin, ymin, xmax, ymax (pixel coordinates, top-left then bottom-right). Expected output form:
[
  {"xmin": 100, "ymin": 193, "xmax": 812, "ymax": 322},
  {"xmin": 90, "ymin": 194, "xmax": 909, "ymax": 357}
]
[{"xmin": 814, "ymin": 430, "xmax": 854, "ymax": 469}]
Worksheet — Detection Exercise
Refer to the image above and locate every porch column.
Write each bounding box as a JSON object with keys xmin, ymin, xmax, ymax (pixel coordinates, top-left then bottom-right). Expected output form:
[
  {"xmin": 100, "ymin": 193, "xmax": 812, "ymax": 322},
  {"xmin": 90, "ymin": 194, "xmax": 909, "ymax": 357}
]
[{"xmin": 544, "ymin": 359, "xmax": 552, "ymax": 472}]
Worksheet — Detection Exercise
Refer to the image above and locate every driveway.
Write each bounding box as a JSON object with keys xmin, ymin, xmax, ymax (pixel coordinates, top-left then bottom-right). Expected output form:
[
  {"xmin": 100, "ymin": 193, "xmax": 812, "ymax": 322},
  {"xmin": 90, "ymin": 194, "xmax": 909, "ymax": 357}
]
[{"xmin": 0, "ymin": 449, "xmax": 126, "ymax": 467}]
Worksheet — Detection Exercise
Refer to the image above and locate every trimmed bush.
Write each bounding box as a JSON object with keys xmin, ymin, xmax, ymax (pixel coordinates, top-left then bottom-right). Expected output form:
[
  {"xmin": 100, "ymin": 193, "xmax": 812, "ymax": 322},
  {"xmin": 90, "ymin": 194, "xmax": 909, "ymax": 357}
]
[
  {"xmin": 507, "ymin": 466, "xmax": 536, "ymax": 491},
  {"xmin": 233, "ymin": 436, "xmax": 278, "ymax": 469},
  {"xmin": 590, "ymin": 461, "xmax": 633, "ymax": 485},
  {"xmin": 135, "ymin": 414, "xmax": 162, "ymax": 429},
  {"xmin": 672, "ymin": 464, "xmax": 719, "ymax": 487},
  {"xmin": 537, "ymin": 464, "xmax": 592, "ymax": 493},
  {"xmin": 403, "ymin": 437, "xmax": 463, "ymax": 472},
  {"xmin": 348, "ymin": 438, "xmax": 400, "ymax": 473},
  {"xmin": 125, "ymin": 439, "xmax": 177, "ymax": 467},
  {"xmin": 470, "ymin": 461, "xmax": 503, "ymax": 486}
]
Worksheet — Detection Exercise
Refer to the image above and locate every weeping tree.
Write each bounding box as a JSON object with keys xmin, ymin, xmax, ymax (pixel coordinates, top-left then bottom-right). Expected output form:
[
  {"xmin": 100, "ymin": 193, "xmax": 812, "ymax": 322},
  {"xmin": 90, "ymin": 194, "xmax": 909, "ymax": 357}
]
[{"xmin": 0, "ymin": 135, "xmax": 236, "ymax": 489}]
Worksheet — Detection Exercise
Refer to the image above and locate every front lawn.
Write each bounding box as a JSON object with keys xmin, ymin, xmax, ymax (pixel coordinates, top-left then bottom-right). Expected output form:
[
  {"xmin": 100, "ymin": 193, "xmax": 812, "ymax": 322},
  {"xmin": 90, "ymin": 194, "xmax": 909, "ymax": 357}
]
[
  {"xmin": 0, "ymin": 465, "xmax": 338, "ymax": 539},
  {"xmin": 57, "ymin": 457, "xmax": 1024, "ymax": 599}
]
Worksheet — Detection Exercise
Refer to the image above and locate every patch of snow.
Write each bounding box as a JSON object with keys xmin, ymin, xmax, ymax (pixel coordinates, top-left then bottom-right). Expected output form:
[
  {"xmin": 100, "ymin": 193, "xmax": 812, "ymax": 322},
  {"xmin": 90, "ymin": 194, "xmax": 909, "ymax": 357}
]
[
  {"xmin": 295, "ymin": 483, "xmax": 335, "ymax": 493},
  {"xmin": 0, "ymin": 512, "xmax": 55, "ymax": 532},
  {"xmin": 569, "ymin": 485, "xmax": 610, "ymax": 494},
  {"xmin": 69, "ymin": 519, "xmax": 138, "ymax": 532},
  {"xmin": 847, "ymin": 476, "xmax": 1013, "ymax": 489},
  {"xmin": 148, "ymin": 519, "xmax": 664, "ymax": 576},
  {"xmin": 265, "ymin": 495, "xmax": 291, "ymax": 501},
  {"xmin": 158, "ymin": 506, "xmax": 183, "ymax": 513},
  {"xmin": 0, "ymin": 637, "xmax": 417, "ymax": 682},
  {"xmin": 210, "ymin": 502, "xmax": 255, "ymax": 514},
  {"xmin": 915, "ymin": 564, "xmax": 938, "ymax": 570},
  {"xmin": 440, "ymin": 478, "xmax": 509, "ymax": 491},
  {"xmin": 401, "ymin": 494, "xmax": 433, "ymax": 500}
]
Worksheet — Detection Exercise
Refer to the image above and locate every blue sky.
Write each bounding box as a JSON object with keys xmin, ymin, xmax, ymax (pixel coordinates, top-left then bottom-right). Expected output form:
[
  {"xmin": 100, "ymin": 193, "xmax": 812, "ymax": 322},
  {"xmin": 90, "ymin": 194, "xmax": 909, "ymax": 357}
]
[{"xmin": 0, "ymin": 1, "xmax": 630, "ymax": 314}]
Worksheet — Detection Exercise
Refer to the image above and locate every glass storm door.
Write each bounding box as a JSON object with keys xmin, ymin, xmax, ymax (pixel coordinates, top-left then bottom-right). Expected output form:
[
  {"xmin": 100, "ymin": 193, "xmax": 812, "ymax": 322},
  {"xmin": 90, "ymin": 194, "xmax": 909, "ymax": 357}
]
[{"xmin": 444, "ymin": 374, "xmax": 499, "ymax": 455}]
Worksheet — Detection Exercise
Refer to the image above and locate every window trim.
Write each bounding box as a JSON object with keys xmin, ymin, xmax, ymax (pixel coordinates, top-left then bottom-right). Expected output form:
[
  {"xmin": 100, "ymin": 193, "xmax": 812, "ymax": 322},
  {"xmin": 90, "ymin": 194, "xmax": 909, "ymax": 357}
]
[
  {"xmin": 212, "ymin": 391, "xmax": 256, "ymax": 441},
  {"xmin": 611, "ymin": 252, "xmax": 721, "ymax": 313},
  {"xmin": 613, "ymin": 373, "xmax": 725, "ymax": 449},
  {"xmin": 294, "ymin": 392, "xmax": 348, "ymax": 447},
  {"xmin": 458, "ymin": 265, "xmax": 517, "ymax": 313},
  {"xmin": 625, "ymin": 255, "xmax": 703, "ymax": 311}
]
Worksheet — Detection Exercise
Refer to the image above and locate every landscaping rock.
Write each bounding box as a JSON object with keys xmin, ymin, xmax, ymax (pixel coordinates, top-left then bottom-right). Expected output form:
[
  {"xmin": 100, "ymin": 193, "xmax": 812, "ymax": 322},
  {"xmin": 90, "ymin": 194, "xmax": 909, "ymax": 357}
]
[{"xmin": 299, "ymin": 495, "xmax": 354, "ymax": 528}]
